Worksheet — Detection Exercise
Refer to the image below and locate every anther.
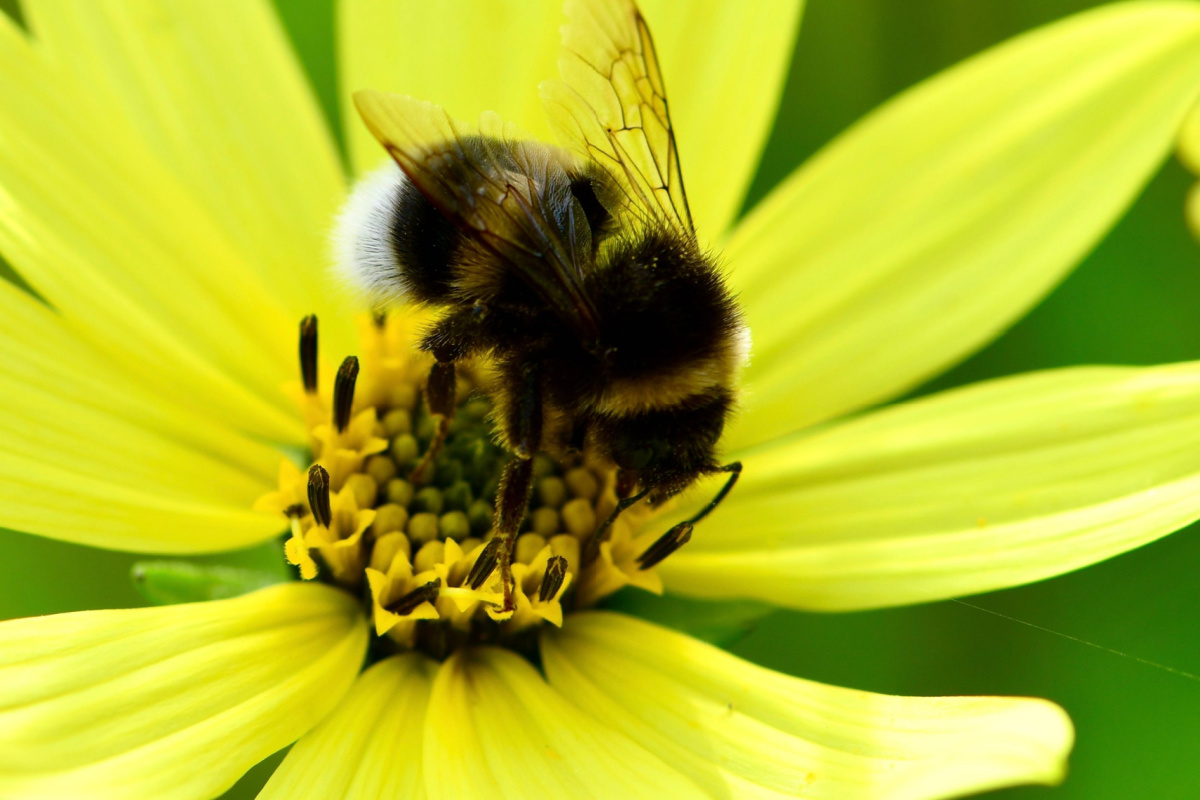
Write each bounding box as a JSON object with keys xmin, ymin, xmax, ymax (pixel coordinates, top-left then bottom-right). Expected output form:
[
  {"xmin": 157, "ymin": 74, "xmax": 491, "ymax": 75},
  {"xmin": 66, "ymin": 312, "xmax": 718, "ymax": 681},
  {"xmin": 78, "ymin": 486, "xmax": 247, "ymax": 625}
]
[
  {"xmin": 388, "ymin": 578, "xmax": 441, "ymax": 616},
  {"xmin": 307, "ymin": 464, "xmax": 332, "ymax": 528},
  {"xmin": 283, "ymin": 503, "xmax": 305, "ymax": 519},
  {"xmin": 538, "ymin": 555, "xmax": 568, "ymax": 602},
  {"xmin": 299, "ymin": 315, "xmax": 318, "ymax": 394},
  {"xmin": 636, "ymin": 522, "xmax": 693, "ymax": 570},
  {"xmin": 467, "ymin": 537, "xmax": 504, "ymax": 590},
  {"xmin": 333, "ymin": 356, "xmax": 360, "ymax": 433}
]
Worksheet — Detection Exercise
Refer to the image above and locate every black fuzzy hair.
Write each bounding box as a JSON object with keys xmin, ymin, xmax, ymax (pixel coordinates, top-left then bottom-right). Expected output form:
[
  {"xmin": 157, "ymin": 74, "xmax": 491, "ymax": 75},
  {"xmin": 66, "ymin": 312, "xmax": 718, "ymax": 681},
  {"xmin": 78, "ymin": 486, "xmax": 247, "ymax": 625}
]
[{"xmin": 590, "ymin": 228, "xmax": 741, "ymax": 381}]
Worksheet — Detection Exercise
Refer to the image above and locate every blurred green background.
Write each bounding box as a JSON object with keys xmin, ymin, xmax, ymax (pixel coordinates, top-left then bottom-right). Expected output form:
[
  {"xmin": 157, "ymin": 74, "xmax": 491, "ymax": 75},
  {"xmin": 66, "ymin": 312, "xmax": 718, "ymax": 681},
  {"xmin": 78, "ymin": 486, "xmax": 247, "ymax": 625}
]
[{"xmin": 1, "ymin": 0, "xmax": 1198, "ymax": 797}]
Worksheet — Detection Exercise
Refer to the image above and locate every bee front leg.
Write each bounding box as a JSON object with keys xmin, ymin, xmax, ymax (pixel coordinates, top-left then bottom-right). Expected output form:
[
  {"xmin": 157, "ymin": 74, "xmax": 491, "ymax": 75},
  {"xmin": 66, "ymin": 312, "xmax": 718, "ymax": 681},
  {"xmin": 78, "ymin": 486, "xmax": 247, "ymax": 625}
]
[{"xmin": 468, "ymin": 368, "xmax": 542, "ymax": 612}]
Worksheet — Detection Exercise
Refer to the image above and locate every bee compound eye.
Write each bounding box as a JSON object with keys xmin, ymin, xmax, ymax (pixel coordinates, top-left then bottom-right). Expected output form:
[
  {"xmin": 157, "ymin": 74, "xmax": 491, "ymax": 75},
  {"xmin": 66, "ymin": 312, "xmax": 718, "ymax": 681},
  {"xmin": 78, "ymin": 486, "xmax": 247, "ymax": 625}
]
[{"xmin": 614, "ymin": 444, "xmax": 655, "ymax": 471}]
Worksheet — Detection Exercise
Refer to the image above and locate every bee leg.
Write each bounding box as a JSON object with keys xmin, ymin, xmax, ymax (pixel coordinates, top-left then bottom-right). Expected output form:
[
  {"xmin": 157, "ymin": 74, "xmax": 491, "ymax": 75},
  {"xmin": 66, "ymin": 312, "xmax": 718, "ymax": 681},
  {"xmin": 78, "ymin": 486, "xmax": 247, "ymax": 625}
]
[
  {"xmin": 468, "ymin": 368, "xmax": 542, "ymax": 612},
  {"xmin": 492, "ymin": 457, "xmax": 535, "ymax": 611},
  {"xmin": 409, "ymin": 359, "xmax": 456, "ymax": 484},
  {"xmin": 566, "ymin": 416, "xmax": 588, "ymax": 454},
  {"xmin": 410, "ymin": 305, "xmax": 491, "ymax": 482}
]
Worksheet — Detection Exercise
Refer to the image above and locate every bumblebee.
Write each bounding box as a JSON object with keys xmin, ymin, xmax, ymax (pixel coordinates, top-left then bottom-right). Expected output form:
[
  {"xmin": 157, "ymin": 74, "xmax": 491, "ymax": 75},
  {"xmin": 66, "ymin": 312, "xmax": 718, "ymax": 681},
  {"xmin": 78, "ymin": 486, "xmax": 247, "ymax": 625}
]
[{"xmin": 337, "ymin": 0, "xmax": 747, "ymax": 610}]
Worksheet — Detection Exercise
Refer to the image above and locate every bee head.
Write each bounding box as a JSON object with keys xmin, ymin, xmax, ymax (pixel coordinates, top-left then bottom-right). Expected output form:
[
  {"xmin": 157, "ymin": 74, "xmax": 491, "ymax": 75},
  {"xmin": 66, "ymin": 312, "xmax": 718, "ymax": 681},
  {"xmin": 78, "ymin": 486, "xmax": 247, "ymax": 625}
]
[{"xmin": 593, "ymin": 389, "xmax": 734, "ymax": 501}]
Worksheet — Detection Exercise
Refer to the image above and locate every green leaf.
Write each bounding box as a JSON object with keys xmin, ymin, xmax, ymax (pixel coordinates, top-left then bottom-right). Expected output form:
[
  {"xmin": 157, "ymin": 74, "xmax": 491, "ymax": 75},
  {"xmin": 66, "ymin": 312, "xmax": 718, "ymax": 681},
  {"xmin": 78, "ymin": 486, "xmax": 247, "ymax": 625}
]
[
  {"xmin": 600, "ymin": 589, "xmax": 774, "ymax": 648},
  {"xmin": 132, "ymin": 561, "xmax": 287, "ymax": 606}
]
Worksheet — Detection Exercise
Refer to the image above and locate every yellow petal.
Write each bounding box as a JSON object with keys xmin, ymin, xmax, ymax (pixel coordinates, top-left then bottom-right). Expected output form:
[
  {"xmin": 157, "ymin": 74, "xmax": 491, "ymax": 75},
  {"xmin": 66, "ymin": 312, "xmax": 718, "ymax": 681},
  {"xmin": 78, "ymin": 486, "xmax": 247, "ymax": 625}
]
[
  {"xmin": 0, "ymin": 456, "xmax": 283, "ymax": 555},
  {"xmin": 424, "ymin": 647, "xmax": 706, "ymax": 799},
  {"xmin": 0, "ymin": 582, "xmax": 367, "ymax": 799},
  {"xmin": 0, "ymin": 11, "xmax": 306, "ymax": 442},
  {"xmin": 1177, "ymin": 73, "xmax": 1200, "ymax": 180},
  {"xmin": 0, "ymin": 277, "xmax": 278, "ymax": 490},
  {"xmin": 1176, "ymin": 102, "xmax": 1200, "ymax": 238},
  {"xmin": 0, "ymin": 371, "xmax": 267, "ymax": 513},
  {"xmin": 0, "ymin": 275, "xmax": 283, "ymax": 551},
  {"xmin": 725, "ymin": 2, "xmax": 1200, "ymax": 449},
  {"xmin": 634, "ymin": 0, "xmax": 804, "ymax": 236},
  {"xmin": 260, "ymin": 654, "xmax": 435, "ymax": 800},
  {"xmin": 544, "ymin": 612, "xmax": 1073, "ymax": 800},
  {"xmin": 338, "ymin": 0, "xmax": 563, "ymax": 175},
  {"xmin": 662, "ymin": 362, "xmax": 1200, "ymax": 610},
  {"xmin": 22, "ymin": 0, "xmax": 355, "ymax": 351}
]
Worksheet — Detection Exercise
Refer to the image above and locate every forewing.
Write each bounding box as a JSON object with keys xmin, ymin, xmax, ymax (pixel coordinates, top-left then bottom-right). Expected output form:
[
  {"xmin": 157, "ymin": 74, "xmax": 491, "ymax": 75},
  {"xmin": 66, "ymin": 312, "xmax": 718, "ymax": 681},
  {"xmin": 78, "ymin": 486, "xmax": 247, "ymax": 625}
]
[
  {"xmin": 353, "ymin": 90, "xmax": 601, "ymax": 335},
  {"xmin": 541, "ymin": 0, "xmax": 694, "ymax": 234}
]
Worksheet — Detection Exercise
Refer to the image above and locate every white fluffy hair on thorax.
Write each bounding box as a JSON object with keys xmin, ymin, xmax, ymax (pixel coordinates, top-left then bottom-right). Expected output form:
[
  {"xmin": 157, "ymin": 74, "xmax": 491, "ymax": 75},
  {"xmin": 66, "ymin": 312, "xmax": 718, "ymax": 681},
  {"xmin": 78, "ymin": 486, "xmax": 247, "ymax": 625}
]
[{"xmin": 332, "ymin": 160, "xmax": 409, "ymax": 300}]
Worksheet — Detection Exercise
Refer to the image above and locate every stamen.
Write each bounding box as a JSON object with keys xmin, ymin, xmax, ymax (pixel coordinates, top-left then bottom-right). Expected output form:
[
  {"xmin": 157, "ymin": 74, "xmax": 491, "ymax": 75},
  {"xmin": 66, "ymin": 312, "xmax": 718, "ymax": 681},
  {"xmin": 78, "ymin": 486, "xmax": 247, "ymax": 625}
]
[
  {"xmin": 539, "ymin": 555, "xmax": 568, "ymax": 602},
  {"xmin": 333, "ymin": 356, "xmax": 360, "ymax": 433},
  {"xmin": 266, "ymin": 313, "xmax": 698, "ymax": 656},
  {"xmin": 388, "ymin": 577, "xmax": 442, "ymax": 616},
  {"xmin": 299, "ymin": 315, "xmax": 318, "ymax": 394},
  {"xmin": 467, "ymin": 537, "xmax": 504, "ymax": 590},
  {"xmin": 636, "ymin": 522, "xmax": 693, "ymax": 570},
  {"xmin": 307, "ymin": 464, "xmax": 332, "ymax": 528}
]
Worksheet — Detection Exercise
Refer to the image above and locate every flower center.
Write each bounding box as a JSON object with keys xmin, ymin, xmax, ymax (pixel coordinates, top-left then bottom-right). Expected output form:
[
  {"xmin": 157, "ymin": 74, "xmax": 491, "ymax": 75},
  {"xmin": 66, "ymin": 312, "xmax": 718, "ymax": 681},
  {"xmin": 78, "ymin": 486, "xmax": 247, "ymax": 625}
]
[{"xmin": 255, "ymin": 313, "xmax": 670, "ymax": 660}]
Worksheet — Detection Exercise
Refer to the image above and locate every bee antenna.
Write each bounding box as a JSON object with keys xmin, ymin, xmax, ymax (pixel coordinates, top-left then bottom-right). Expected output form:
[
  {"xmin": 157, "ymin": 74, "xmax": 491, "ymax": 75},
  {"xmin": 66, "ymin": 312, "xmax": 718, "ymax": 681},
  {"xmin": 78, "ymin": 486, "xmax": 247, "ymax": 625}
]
[
  {"xmin": 583, "ymin": 487, "xmax": 651, "ymax": 564},
  {"xmin": 689, "ymin": 461, "xmax": 742, "ymax": 527},
  {"xmin": 636, "ymin": 461, "xmax": 742, "ymax": 571}
]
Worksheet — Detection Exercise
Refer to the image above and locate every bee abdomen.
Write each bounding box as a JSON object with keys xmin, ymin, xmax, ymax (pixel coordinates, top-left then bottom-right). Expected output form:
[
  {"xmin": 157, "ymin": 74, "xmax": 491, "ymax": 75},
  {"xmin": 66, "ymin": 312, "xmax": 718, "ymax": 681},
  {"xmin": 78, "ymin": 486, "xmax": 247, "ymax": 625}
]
[{"xmin": 333, "ymin": 161, "xmax": 460, "ymax": 303}]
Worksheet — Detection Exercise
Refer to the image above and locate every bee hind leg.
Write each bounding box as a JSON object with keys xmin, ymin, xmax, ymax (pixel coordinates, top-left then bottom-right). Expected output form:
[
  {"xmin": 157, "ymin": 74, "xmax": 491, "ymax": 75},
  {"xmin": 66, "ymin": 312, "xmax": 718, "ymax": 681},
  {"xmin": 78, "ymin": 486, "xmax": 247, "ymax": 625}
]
[
  {"xmin": 409, "ymin": 360, "xmax": 456, "ymax": 483},
  {"xmin": 410, "ymin": 306, "xmax": 488, "ymax": 482}
]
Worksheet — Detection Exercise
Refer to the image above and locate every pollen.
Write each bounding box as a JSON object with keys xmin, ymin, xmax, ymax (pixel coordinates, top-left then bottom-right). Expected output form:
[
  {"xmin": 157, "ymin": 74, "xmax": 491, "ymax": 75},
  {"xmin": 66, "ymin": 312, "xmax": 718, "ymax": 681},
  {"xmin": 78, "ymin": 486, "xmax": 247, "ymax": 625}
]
[{"xmin": 256, "ymin": 312, "xmax": 671, "ymax": 659}]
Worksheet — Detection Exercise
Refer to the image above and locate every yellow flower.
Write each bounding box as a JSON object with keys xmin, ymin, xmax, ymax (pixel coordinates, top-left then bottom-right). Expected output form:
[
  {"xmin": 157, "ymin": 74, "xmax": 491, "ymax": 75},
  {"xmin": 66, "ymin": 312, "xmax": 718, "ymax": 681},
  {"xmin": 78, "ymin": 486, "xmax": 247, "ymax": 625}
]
[{"xmin": 3, "ymin": 0, "xmax": 1200, "ymax": 796}]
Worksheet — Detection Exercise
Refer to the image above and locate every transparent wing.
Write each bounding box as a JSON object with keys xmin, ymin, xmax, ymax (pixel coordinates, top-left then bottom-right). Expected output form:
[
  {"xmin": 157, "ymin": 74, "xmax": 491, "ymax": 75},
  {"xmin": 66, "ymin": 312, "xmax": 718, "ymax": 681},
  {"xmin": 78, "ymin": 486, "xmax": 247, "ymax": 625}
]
[
  {"xmin": 540, "ymin": 0, "xmax": 694, "ymax": 235},
  {"xmin": 354, "ymin": 90, "xmax": 601, "ymax": 336}
]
